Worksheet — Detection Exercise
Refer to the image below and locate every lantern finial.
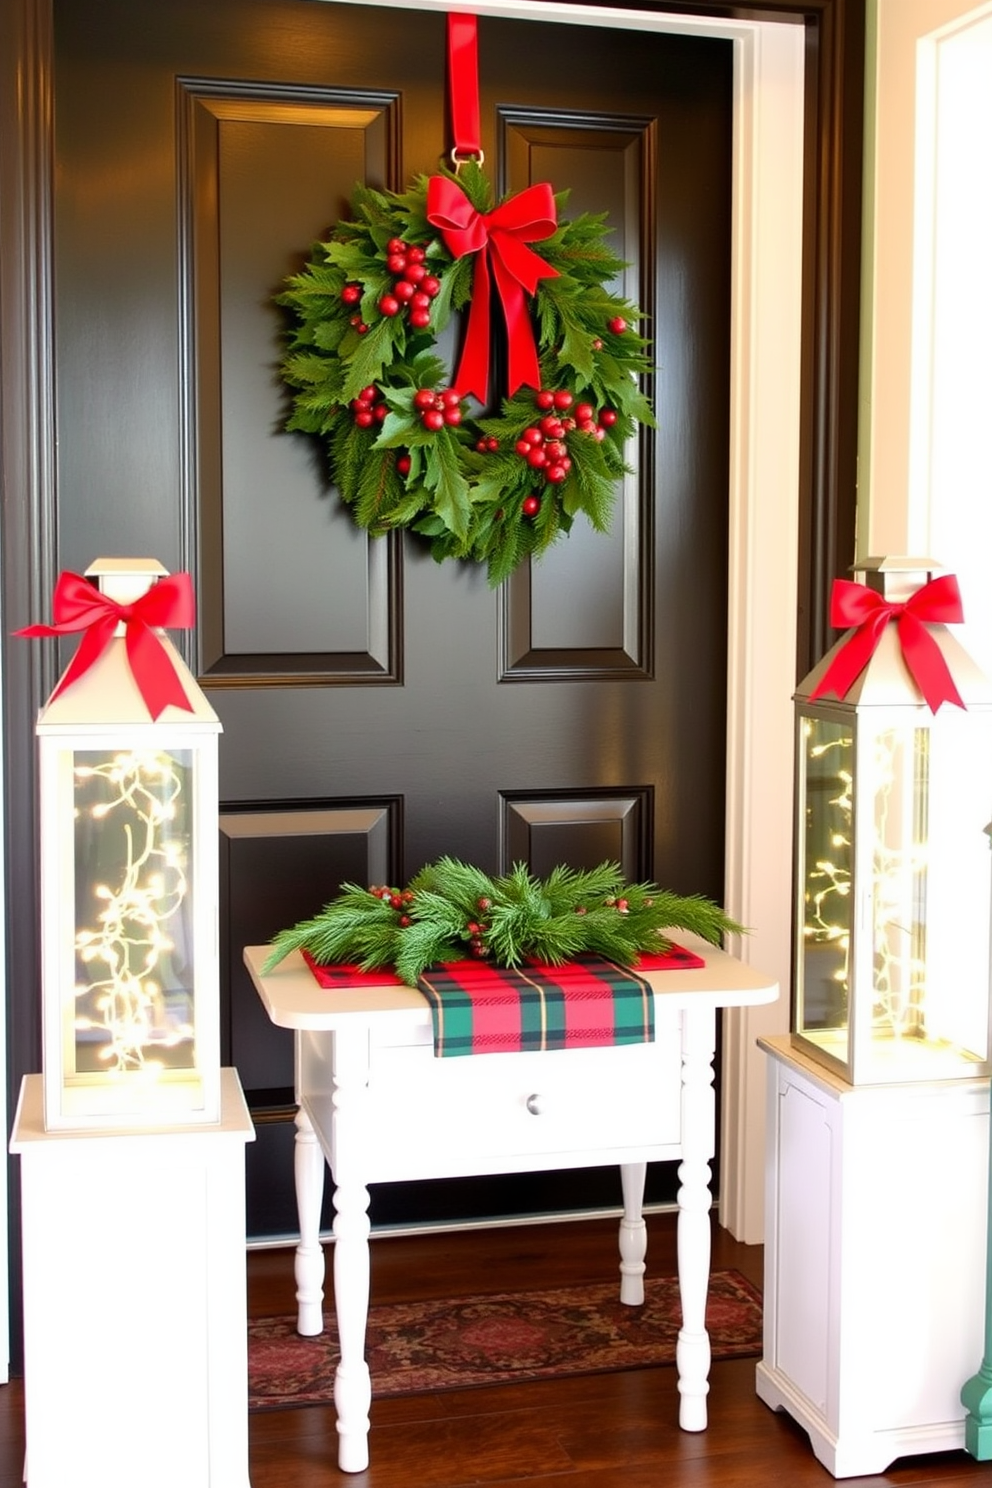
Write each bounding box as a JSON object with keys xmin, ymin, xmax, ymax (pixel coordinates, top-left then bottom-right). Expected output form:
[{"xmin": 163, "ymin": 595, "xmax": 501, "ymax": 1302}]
[
  {"xmin": 855, "ymin": 555, "xmax": 941, "ymax": 604},
  {"xmin": 85, "ymin": 556, "xmax": 169, "ymax": 608}
]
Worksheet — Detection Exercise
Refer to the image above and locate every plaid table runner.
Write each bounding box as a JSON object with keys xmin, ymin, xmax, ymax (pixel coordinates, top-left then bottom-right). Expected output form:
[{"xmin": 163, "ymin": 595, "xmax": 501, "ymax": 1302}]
[
  {"xmin": 303, "ymin": 944, "xmax": 705, "ymax": 1057},
  {"xmin": 417, "ymin": 956, "xmax": 655, "ymax": 1056}
]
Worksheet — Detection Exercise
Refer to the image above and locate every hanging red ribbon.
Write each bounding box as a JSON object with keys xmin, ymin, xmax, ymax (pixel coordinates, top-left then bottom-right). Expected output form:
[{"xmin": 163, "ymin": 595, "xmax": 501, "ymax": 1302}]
[
  {"xmin": 447, "ymin": 12, "xmax": 482, "ymax": 159},
  {"xmin": 16, "ymin": 570, "xmax": 197, "ymax": 721},
  {"xmin": 809, "ymin": 574, "xmax": 966, "ymax": 713},
  {"xmin": 428, "ymin": 12, "xmax": 558, "ymax": 403},
  {"xmin": 427, "ymin": 175, "xmax": 558, "ymax": 402}
]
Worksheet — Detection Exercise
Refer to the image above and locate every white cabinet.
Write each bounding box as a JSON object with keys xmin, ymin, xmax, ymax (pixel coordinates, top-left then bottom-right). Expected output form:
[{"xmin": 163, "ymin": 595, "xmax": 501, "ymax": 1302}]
[
  {"xmin": 756, "ymin": 1036, "xmax": 989, "ymax": 1476},
  {"xmin": 10, "ymin": 1069, "xmax": 254, "ymax": 1488}
]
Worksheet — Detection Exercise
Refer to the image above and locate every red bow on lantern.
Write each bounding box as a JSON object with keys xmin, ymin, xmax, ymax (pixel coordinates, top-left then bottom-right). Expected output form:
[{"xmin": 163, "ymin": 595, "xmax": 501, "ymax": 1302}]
[
  {"xmin": 809, "ymin": 573, "xmax": 966, "ymax": 713},
  {"xmin": 426, "ymin": 174, "xmax": 559, "ymax": 404},
  {"xmin": 15, "ymin": 570, "xmax": 197, "ymax": 720}
]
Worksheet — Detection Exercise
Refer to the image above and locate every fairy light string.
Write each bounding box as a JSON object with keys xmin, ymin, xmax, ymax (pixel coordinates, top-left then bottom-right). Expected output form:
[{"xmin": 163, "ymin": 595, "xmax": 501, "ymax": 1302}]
[
  {"xmin": 803, "ymin": 721, "xmax": 930, "ymax": 1041},
  {"xmin": 74, "ymin": 749, "xmax": 193, "ymax": 1074}
]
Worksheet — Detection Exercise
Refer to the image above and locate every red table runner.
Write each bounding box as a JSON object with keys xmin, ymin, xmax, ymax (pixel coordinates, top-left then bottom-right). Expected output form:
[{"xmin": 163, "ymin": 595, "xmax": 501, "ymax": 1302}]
[{"xmin": 303, "ymin": 943, "xmax": 704, "ymax": 1057}]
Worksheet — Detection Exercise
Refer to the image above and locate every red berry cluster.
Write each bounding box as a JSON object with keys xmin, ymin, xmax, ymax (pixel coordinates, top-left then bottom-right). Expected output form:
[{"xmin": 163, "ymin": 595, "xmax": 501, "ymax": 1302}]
[
  {"xmin": 465, "ymin": 896, "xmax": 492, "ymax": 958},
  {"xmin": 515, "ymin": 390, "xmax": 575, "ymax": 485},
  {"xmin": 369, "ymin": 883, "xmax": 414, "ymax": 928},
  {"xmin": 510, "ymin": 389, "xmax": 620, "ymax": 521},
  {"xmin": 340, "ymin": 283, "xmax": 369, "ymax": 335},
  {"xmin": 378, "ymin": 238, "xmax": 440, "ymax": 330},
  {"xmin": 513, "ymin": 389, "xmax": 617, "ymax": 483},
  {"xmin": 350, "ymin": 384, "xmax": 388, "ymax": 429},
  {"xmin": 413, "ymin": 387, "xmax": 463, "ymax": 432},
  {"xmin": 575, "ymin": 401, "xmax": 617, "ymax": 436}
]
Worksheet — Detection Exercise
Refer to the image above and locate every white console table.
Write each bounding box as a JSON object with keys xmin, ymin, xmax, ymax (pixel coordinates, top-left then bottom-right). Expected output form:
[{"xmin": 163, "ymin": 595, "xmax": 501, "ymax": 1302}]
[
  {"xmin": 10, "ymin": 1068, "xmax": 255, "ymax": 1488},
  {"xmin": 244, "ymin": 939, "xmax": 776, "ymax": 1473}
]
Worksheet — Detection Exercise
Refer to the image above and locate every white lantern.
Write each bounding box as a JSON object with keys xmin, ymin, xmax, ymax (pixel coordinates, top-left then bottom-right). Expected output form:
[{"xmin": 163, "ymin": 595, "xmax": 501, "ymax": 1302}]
[
  {"xmin": 792, "ymin": 557, "xmax": 992, "ymax": 1085},
  {"xmin": 28, "ymin": 558, "xmax": 222, "ymax": 1129}
]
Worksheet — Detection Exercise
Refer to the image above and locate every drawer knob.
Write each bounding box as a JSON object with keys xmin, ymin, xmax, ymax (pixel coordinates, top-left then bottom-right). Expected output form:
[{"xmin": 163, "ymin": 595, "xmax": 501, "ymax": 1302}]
[{"xmin": 526, "ymin": 1093, "xmax": 546, "ymax": 1116}]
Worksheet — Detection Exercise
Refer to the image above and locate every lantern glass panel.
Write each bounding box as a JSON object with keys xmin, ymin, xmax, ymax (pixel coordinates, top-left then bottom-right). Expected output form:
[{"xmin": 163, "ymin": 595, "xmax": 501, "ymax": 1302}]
[
  {"xmin": 795, "ymin": 700, "xmax": 992, "ymax": 1084},
  {"xmin": 854, "ymin": 709, "xmax": 992, "ymax": 1080},
  {"xmin": 888, "ymin": 705, "xmax": 992, "ymax": 1074},
  {"xmin": 796, "ymin": 713, "xmax": 854, "ymax": 1067},
  {"xmin": 72, "ymin": 747, "xmax": 196, "ymax": 1083},
  {"xmin": 869, "ymin": 726, "xmax": 928, "ymax": 1046}
]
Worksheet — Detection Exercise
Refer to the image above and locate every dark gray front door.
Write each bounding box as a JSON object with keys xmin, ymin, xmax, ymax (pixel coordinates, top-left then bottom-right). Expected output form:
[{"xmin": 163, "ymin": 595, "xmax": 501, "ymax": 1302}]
[{"xmin": 48, "ymin": 0, "xmax": 732, "ymax": 1235}]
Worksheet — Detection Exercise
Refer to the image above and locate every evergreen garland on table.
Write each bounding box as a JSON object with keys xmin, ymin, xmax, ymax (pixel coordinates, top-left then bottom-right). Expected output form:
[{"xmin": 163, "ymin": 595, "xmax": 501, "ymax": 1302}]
[
  {"xmin": 263, "ymin": 858, "xmax": 744, "ymax": 988},
  {"xmin": 276, "ymin": 163, "xmax": 655, "ymax": 586}
]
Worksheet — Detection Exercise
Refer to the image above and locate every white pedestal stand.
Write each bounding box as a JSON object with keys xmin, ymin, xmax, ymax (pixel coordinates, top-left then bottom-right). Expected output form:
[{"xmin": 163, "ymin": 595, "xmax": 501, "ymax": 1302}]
[
  {"xmin": 10, "ymin": 1068, "xmax": 255, "ymax": 1488},
  {"xmin": 756, "ymin": 1036, "xmax": 989, "ymax": 1477}
]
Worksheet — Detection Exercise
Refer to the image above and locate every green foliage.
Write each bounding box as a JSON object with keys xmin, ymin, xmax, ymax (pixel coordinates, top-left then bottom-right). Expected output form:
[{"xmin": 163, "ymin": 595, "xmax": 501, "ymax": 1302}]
[
  {"xmin": 262, "ymin": 884, "xmax": 403, "ymax": 971},
  {"xmin": 263, "ymin": 857, "xmax": 745, "ymax": 987},
  {"xmin": 276, "ymin": 165, "xmax": 656, "ymax": 584}
]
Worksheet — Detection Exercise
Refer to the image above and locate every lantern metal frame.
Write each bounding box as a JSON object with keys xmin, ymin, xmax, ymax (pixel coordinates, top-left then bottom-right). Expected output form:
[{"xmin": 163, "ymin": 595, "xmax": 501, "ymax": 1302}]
[{"xmin": 35, "ymin": 559, "xmax": 222, "ymax": 1131}]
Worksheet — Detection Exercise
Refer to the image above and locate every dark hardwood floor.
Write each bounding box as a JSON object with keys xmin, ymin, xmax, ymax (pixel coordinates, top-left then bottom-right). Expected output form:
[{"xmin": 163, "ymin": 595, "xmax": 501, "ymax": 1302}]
[{"xmin": 1, "ymin": 1211, "xmax": 988, "ymax": 1485}]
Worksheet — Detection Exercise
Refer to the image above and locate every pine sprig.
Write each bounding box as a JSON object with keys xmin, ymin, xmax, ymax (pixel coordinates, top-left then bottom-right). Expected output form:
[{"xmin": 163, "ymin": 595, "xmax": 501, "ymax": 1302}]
[
  {"xmin": 263, "ymin": 858, "xmax": 745, "ymax": 986},
  {"xmin": 276, "ymin": 166, "xmax": 656, "ymax": 584},
  {"xmin": 263, "ymin": 884, "xmax": 403, "ymax": 971}
]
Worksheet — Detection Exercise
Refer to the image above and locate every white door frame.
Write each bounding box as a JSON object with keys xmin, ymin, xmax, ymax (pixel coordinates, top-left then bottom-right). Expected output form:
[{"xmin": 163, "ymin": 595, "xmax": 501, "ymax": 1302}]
[
  {"xmin": 324, "ymin": 0, "xmax": 805, "ymax": 1242},
  {"xmin": 0, "ymin": 553, "xmax": 6, "ymax": 1384}
]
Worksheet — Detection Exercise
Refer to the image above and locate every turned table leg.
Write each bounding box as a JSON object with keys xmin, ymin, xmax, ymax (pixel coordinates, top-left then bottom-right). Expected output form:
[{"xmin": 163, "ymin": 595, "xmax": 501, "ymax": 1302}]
[
  {"xmin": 619, "ymin": 1160, "xmax": 647, "ymax": 1305},
  {"xmin": 332, "ymin": 1175, "xmax": 372, "ymax": 1473},
  {"xmin": 676, "ymin": 1005, "xmax": 716, "ymax": 1432},
  {"xmin": 293, "ymin": 1105, "xmax": 326, "ymax": 1336},
  {"xmin": 329, "ymin": 1027, "xmax": 373, "ymax": 1474}
]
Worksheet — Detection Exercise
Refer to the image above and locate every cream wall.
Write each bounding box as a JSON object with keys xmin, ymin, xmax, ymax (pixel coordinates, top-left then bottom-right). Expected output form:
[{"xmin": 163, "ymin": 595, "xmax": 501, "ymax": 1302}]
[{"xmin": 860, "ymin": 0, "xmax": 992, "ymax": 671}]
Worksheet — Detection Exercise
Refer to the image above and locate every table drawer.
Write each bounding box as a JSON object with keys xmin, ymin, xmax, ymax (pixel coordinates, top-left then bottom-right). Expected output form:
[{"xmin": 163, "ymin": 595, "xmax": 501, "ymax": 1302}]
[{"xmin": 355, "ymin": 1023, "xmax": 683, "ymax": 1181}]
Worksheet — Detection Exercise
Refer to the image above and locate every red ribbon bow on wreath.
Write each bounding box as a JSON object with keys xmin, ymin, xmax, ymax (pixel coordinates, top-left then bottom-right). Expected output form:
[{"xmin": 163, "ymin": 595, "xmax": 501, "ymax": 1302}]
[
  {"xmin": 427, "ymin": 176, "xmax": 558, "ymax": 405},
  {"xmin": 16, "ymin": 569, "xmax": 196, "ymax": 721},
  {"xmin": 809, "ymin": 573, "xmax": 966, "ymax": 713}
]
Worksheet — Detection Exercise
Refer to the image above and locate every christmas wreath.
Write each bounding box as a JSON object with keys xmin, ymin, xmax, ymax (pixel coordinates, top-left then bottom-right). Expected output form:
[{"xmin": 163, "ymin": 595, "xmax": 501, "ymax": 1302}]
[
  {"xmin": 276, "ymin": 160, "xmax": 655, "ymax": 586},
  {"xmin": 263, "ymin": 858, "xmax": 743, "ymax": 988}
]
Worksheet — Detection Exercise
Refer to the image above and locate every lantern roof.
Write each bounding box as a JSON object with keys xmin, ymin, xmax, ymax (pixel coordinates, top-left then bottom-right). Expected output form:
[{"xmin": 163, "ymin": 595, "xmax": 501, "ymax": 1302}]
[
  {"xmin": 796, "ymin": 622, "xmax": 992, "ymax": 708},
  {"xmin": 36, "ymin": 558, "xmax": 220, "ymax": 733},
  {"xmin": 796, "ymin": 554, "xmax": 992, "ymax": 709}
]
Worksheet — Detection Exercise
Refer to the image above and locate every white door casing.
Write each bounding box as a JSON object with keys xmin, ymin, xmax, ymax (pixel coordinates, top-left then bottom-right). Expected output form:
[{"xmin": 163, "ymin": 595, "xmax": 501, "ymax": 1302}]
[{"xmin": 0, "ymin": 530, "xmax": 6, "ymax": 1384}]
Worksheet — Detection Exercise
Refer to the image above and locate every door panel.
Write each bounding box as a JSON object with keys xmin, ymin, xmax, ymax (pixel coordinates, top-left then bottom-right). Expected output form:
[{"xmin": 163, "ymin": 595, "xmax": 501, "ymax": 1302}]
[
  {"xmin": 502, "ymin": 114, "xmax": 652, "ymax": 675},
  {"xmin": 219, "ymin": 803, "xmax": 396, "ymax": 1096},
  {"xmin": 183, "ymin": 80, "xmax": 402, "ymax": 681},
  {"xmin": 51, "ymin": 0, "xmax": 732, "ymax": 1237}
]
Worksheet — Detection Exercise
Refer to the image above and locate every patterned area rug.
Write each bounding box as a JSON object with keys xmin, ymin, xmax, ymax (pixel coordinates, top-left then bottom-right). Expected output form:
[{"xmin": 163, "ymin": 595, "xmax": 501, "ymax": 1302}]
[{"xmin": 248, "ymin": 1270, "xmax": 762, "ymax": 1410}]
